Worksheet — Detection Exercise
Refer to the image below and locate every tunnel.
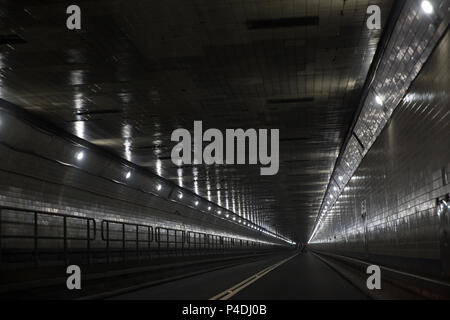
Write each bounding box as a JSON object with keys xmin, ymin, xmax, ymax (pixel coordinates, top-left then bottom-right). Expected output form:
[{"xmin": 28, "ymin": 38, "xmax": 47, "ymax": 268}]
[{"xmin": 0, "ymin": 0, "xmax": 450, "ymax": 309}]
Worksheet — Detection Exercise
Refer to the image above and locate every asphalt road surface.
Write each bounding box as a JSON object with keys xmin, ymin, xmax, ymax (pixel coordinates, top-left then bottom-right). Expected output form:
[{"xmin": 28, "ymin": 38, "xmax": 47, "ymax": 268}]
[{"xmin": 111, "ymin": 252, "xmax": 367, "ymax": 300}]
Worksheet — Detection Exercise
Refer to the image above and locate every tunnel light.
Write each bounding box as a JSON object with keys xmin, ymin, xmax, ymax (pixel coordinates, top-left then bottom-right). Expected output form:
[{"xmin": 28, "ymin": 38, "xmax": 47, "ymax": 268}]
[
  {"xmin": 421, "ymin": 1, "xmax": 433, "ymax": 14},
  {"xmin": 437, "ymin": 200, "xmax": 448, "ymax": 216},
  {"xmin": 194, "ymin": 200, "xmax": 199, "ymax": 206},
  {"xmin": 233, "ymin": 217, "xmax": 236, "ymax": 221},
  {"xmin": 178, "ymin": 192, "xmax": 183, "ymax": 199},
  {"xmin": 125, "ymin": 171, "xmax": 131, "ymax": 179},
  {"xmin": 156, "ymin": 184, "xmax": 162, "ymax": 191},
  {"xmin": 225, "ymin": 214, "xmax": 230, "ymax": 218},
  {"xmin": 207, "ymin": 206, "xmax": 211, "ymax": 211},
  {"xmin": 244, "ymin": 222, "xmax": 247, "ymax": 225},
  {"xmin": 238, "ymin": 219, "xmax": 242, "ymax": 223},
  {"xmin": 75, "ymin": 151, "xmax": 84, "ymax": 161},
  {"xmin": 217, "ymin": 210, "xmax": 222, "ymax": 215},
  {"xmin": 375, "ymin": 95, "xmax": 383, "ymax": 106}
]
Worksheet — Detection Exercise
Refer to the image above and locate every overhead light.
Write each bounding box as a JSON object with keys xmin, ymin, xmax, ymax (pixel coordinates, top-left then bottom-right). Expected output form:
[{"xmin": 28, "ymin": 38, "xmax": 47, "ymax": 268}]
[
  {"xmin": 233, "ymin": 217, "xmax": 236, "ymax": 221},
  {"xmin": 178, "ymin": 192, "xmax": 183, "ymax": 199},
  {"xmin": 238, "ymin": 219, "xmax": 242, "ymax": 223},
  {"xmin": 421, "ymin": 1, "xmax": 433, "ymax": 14},
  {"xmin": 244, "ymin": 222, "xmax": 247, "ymax": 225},
  {"xmin": 194, "ymin": 201, "xmax": 199, "ymax": 206},
  {"xmin": 156, "ymin": 184, "xmax": 162, "ymax": 191},
  {"xmin": 333, "ymin": 186, "xmax": 338, "ymax": 191},
  {"xmin": 225, "ymin": 214, "xmax": 230, "ymax": 218},
  {"xmin": 75, "ymin": 151, "xmax": 84, "ymax": 161},
  {"xmin": 338, "ymin": 176, "xmax": 343, "ymax": 181},
  {"xmin": 207, "ymin": 206, "xmax": 212, "ymax": 211},
  {"xmin": 217, "ymin": 210, "xmax": 221, "ymax": 215},
  {"xmin": 125, "ymin": 171, "xmax": 131, "ymax": 179},
  {"xmin": 375, "ymin": 95, "xmax": 383, "ymax": 106},
  {"xmin": 437, "ymin": 200, "xmax": 448, "ymax": 216}
]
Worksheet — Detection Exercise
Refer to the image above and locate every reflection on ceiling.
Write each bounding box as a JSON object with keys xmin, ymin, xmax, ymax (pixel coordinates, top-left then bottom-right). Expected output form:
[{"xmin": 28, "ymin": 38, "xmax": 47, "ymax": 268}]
[{"xmin": 0, "ymin": 0, "xmax": 394, "ymax": 241}]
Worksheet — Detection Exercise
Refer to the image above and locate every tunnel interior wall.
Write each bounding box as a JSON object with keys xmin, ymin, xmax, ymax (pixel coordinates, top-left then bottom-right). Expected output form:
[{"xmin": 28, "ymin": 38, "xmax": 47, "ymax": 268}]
[
  {"xmin": 0, "ymin": 103, "xmax": 284, "ymax": 255},
  {"xmin": 310, "ymin": 28, "xmax": 450, "ymax": 280}
]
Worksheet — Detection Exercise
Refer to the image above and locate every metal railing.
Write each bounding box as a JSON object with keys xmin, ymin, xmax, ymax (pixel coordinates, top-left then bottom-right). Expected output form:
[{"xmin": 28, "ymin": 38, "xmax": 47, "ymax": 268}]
[
  {"xmin": 0, "ymin": 206, "xmax": 274, "ymax": 268},
  {"xmin": 0, "ymin": 206, "xmax": 95, "ymax": 266},
  {"xmin": 155, "ymin": 227, "xmax": 185, "ymax": 257},
  {"xmin": 101, "ymin": 220, "xmax": 153, "ymax": 264},
  {"xmin": 186, "ymin": 231, "xmax": 208, "ymax": 254}
]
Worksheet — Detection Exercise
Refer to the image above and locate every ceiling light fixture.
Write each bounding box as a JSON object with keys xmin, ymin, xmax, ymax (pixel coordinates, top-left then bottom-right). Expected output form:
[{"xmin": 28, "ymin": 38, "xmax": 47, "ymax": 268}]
[
  {"xmin": 421, "ymin": 1, "xmax": 434, "ymax": 14},
  {"xmin": 375, "ymin": 95, "xmax": 383, "ymax": 106},
  {"xmin": 125, "ymin": 171, "xmax": 131, "ymax": 179},
  {"xmin": 75, "ymin": 151, "xmax": 84, "ymax": 161}
]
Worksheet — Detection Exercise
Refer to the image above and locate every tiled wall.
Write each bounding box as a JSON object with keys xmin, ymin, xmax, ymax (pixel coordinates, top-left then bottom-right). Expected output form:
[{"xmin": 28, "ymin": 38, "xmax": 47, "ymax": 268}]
[
  {"xmin": 0, "ymin": 104, "xmax": 284, "ymax": 249},
  {"xmin": 310, "ymin": 28, "xmax": 450, "ymax": 279},
  {"xmin": 310, "ymin": 0, "xmax": 450, "ymax": 243}
]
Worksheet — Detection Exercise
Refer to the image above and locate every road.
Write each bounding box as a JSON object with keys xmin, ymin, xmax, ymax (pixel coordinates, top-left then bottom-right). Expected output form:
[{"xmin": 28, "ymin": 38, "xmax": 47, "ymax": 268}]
[{"xmin": 111, "ymin": 252, "xmax": 367, "ymax": 300}]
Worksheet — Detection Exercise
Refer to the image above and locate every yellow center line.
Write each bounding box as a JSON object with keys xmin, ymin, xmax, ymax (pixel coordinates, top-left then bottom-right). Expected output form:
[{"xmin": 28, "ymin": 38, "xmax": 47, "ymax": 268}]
[{"xmin": 209, "ymin": 253, "xmax": 299, "ymax": 300}]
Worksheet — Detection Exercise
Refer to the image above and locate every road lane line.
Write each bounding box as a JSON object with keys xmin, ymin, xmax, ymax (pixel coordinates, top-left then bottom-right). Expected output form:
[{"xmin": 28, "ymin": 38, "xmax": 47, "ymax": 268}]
[{"xmin": 209, "ymin": 253, "xmax": 299, "ymax": 300}]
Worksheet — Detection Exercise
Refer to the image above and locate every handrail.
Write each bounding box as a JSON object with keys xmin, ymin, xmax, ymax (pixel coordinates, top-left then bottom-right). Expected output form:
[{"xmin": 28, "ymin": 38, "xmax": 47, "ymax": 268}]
[
  {"xmin": 186, "ymin": 231, "xmax": 207, "ymax": 244},
  {"xmin": 101, "ymin": 219, "xmax": 155, "ymax": 263},
  {"xmin": 155, "ymin": 227, "xmax": 185, "ymax": 243},
  {"xmin": 0, "ymin": 205, "xmax": 96, "ymax": 239},
  {"xmin": 0, "ymin": 205, "xmax": 272, "ymax": 267},
  {"xmin": 0, "ymin": 206, "xmax": 96, "ymax": 266},
  {"xmin": 101, "ymin": 219, "xmax": 153, "ymax": 242}
]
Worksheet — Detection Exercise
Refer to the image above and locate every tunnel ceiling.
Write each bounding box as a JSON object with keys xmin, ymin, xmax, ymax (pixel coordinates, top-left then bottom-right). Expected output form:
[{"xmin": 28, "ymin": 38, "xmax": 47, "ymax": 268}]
[{"xmin": 0, "ymin": 0, "xmax": 394, "ymax": 242}]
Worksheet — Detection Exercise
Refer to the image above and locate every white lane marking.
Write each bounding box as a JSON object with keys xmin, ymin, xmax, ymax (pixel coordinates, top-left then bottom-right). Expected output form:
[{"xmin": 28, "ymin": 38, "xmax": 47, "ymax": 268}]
[{"xmin": 209, "ymin": 253, "xmax": 299, "ymax": 300}]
